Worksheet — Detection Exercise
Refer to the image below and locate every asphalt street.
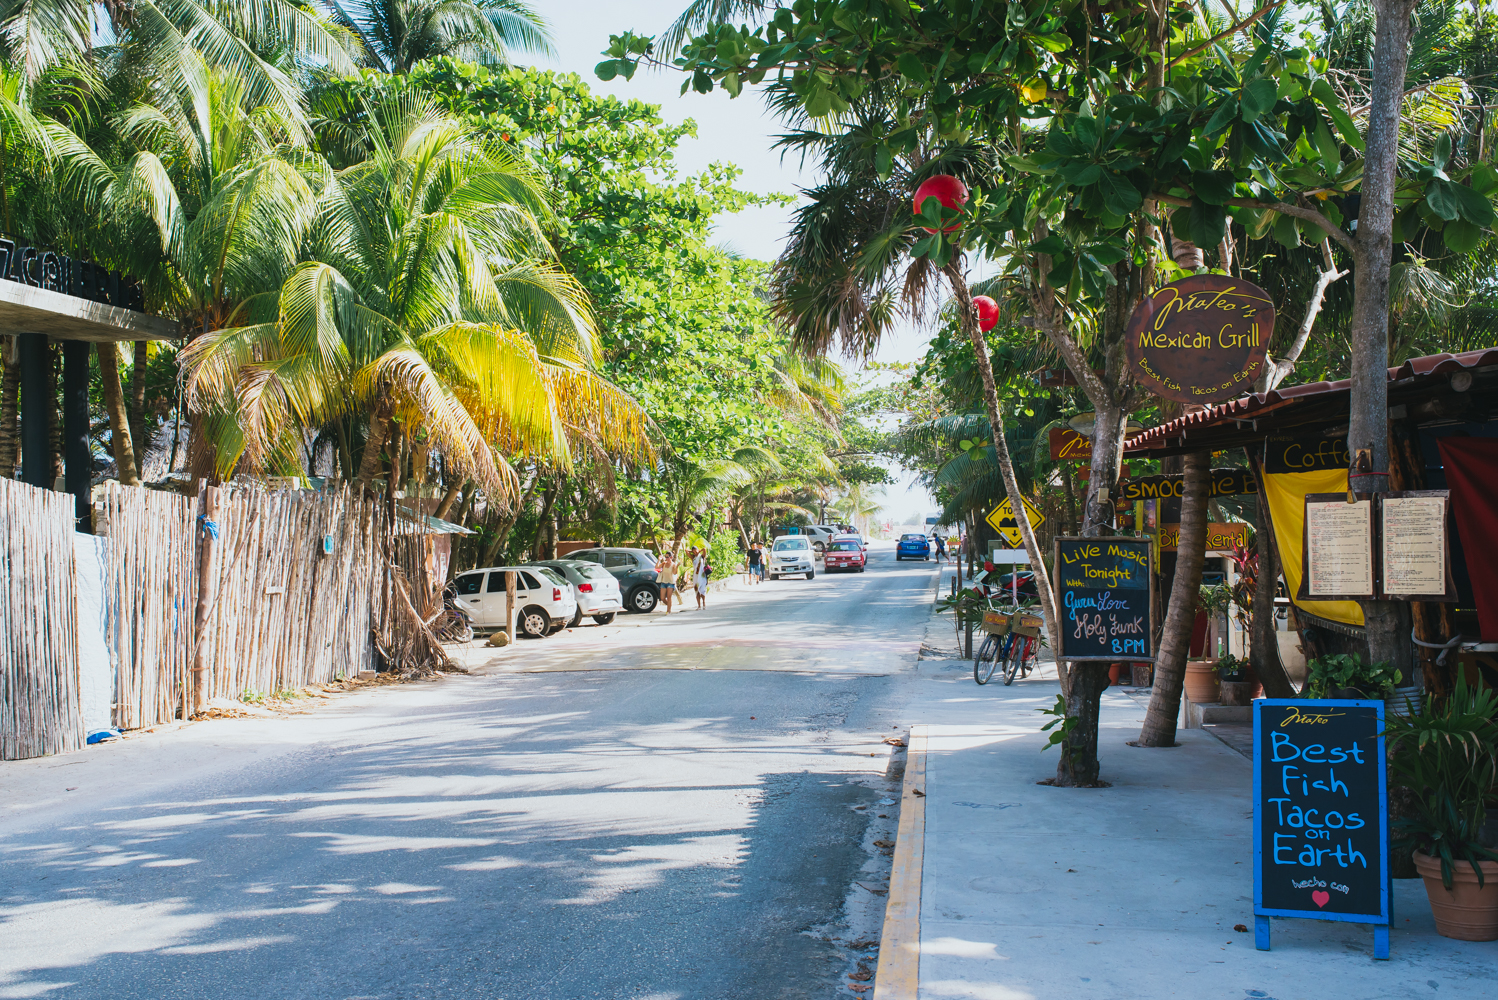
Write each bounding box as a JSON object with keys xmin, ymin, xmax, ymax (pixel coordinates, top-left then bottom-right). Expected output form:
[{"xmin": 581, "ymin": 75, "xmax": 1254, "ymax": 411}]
[{"xmin": 1, "ymin": 542, "xmax": 941, "ymax": 1000}]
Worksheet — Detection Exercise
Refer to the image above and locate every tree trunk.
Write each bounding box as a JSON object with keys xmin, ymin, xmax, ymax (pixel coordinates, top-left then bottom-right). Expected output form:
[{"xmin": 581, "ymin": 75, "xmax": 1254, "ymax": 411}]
[
  {"xmin": 130, "ymin": 341, "xmax": 149, "ymax": 462},
  {"xmin": 1139, "ymin": 450, "xmax": 1211, "ymax": 746},
  {"xmin": 355, "ymin": 401, "xmax": 394, "ymax": 490},
  {"xmin": 481, "ymin": 472, "xmax": 539, "ymax": 567},
  {"xmin": 944, "ymin": 259, "xmax": 1059, "ymax": 642},
  {"xmin": 531, "ymin": 481, "xmax": 558, "ymax": 561},
  {"xmin": 96, "ymin": 343, "xmax": 140, "ymax": 487},
  {"xmin": 1053, "ymin": 662, "xmax": 1110, "ymax": 786},
  {"xmin": 0, "ymin": 336, "xmax": 18, "ymax": 478},
  {"xmin": 434, "ymin": 480, "xmax": 466, "ymax": 521},
  {"xmin": 1349, "ymin": 0, "xmax": 1417, "ymax": 671},
  {"xmin": 1249, "ymin": 456, "xmax": 1296, "ymax": 697}
]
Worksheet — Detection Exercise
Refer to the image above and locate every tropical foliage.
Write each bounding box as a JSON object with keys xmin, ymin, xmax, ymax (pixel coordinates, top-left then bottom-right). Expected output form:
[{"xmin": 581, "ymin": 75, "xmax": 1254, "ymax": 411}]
[{"xmin": 0, "ymin": 7, "xmax": 885, "ymax": 570}]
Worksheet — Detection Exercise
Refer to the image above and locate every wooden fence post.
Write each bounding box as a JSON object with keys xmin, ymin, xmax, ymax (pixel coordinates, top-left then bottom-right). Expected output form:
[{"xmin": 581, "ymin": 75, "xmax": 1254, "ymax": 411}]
[
  {"xmin": 505, "ymin": 571, "xmax": 516, "ymax": 643},
  {"xmin": 189, "ymin": 485, "xmax": 220, "ymax": 716}
]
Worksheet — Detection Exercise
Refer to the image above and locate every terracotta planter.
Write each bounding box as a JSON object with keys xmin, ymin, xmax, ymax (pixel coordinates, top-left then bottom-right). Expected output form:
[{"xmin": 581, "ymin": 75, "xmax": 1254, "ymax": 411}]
[
  {"xmin": 1183, "ymin": 660, "xmax": 1220, "ymax": 704},
  {"xmin": 1108, "ymin": 663, "xmax": 1123, "ymax": 686},
  {"xmin": 1414, "ymin": 851, "xmax": 1498, "ymax": 941}
]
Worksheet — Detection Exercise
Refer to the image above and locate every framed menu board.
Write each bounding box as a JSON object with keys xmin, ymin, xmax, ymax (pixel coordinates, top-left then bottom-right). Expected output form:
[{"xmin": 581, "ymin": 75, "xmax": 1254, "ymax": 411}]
[
  {"xmin": 1300, "ymin": 493, "xmax": 1376, "ymax": 601},
  {"xmin": 1379, "ymin": 491, "xmax": 1455, "ymax": 601},
  {"xmin": 1053, "ymin": 536, "xmax": 1155, "ymax": 662}
]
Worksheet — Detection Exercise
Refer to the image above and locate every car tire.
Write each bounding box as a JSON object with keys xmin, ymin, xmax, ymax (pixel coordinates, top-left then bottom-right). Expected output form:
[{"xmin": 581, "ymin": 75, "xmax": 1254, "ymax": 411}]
[
  {"xmin": 769, "ymin": 573, "xmax": 779, "ymax": 581},
  {"xmin": 895, "ymin": 555, "xmax": 903, "ymax": 561},
  {"xmin": 805, "ymin": 568, "xmax": 815, "ymax": 580},
  {"xmin": 628, "ymin": 585, "xmax": 658, "ymax": 613},
  {"xmin": 518, "ymin": 605, "xmax": 550, "ymax": 638},
  {"xmin": 592, "ymin": 613, "xmax": 616, "ymax": 625},
  {"xmin": 568, "ymin": 607, "xmax": 582, "ymax": 629}
]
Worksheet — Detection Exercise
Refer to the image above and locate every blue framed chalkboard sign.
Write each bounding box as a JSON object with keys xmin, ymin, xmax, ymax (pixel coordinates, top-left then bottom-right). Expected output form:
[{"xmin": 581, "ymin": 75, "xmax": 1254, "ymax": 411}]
[
  {"xmin": 1052, "ymin": 536, "xmax": 1155, "ymax": 662},
  {"xmin": 1253, "ymin": 699, "xmax": 1391, "ymax": 959}
]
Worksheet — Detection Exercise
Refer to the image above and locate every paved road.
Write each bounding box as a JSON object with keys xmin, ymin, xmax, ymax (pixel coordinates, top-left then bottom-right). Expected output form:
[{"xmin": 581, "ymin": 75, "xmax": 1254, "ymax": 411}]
[{"xmin": 1, "ymin": 543, "xmax": 939, "ymax": 1000}]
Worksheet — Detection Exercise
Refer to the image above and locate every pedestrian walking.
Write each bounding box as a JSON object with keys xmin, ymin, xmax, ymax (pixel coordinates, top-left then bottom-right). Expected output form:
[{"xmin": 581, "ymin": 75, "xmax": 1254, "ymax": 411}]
[
  {"xmin": 746, "ymin": 542, "xmax": 763, "ymax": 584},
  {"xmin": 934, "ymin": 533, "xmax": 947, "ymax": 562},
  {"xmin": 692, "ymin": 547, "xmax": 711, "ymax": 609},
  {"xmin": 655, "ymin": 551, "xmax": 679, "ymax": 613}
]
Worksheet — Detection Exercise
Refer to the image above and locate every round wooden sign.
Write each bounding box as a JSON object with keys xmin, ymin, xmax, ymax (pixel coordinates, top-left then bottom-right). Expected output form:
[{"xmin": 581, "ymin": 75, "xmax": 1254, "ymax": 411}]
[{"xmin": 1125, "ymin": 274, "xmax": 1274, "ymax": 404}]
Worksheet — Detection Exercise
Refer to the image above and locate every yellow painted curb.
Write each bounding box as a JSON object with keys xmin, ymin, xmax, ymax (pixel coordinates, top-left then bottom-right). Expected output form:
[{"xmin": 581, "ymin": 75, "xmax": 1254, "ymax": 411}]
[{"xmin": 873, "ymin": 723, "xmax": 926, "ymax": 1000}]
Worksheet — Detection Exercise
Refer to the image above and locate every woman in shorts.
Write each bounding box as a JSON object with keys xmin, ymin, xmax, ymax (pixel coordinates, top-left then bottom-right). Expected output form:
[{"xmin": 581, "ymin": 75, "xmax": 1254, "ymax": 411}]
[{"xmin": 655, "ymin": 551, "xmax": 679, "ymax": 613}]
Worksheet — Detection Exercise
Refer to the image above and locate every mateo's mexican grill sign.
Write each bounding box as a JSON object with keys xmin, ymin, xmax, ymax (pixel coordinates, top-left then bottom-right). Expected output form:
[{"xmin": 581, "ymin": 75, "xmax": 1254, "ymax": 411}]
[{"xmin": 1126, "ymin": 274, "xmax": 1274, "ymax": 404}]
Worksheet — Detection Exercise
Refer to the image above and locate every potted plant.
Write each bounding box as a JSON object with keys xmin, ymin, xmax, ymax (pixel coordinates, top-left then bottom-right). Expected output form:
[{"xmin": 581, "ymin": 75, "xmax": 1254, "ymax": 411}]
[
  {"xmin": 1384, "ymin": 679, "xmax": 1498, "ymax": 940},
  {"xmin": 1216, "ymin": 654, "xmax": 1259, "ymax": 706},
  {"xmin": 1184, "ymin": 584, "xmax": 1234, "ymax": 703},
  {"xmin": 1304, "ymin": 653, "xmax": 1403, "ymax": 700}
]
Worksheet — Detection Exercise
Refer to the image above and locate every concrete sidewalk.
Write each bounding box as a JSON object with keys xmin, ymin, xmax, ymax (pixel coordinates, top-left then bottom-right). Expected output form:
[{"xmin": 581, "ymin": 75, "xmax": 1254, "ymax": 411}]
[{"xmin": 880, "ymin": 665, "xmax": 1497, "ymax": 999}]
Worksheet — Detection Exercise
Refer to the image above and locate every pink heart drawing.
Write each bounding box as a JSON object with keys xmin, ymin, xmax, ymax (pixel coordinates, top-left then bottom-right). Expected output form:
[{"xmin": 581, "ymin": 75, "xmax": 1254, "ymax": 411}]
[{"xmin": 1312, "ymin": 890, "xmax": 1331, "ymax": 908}]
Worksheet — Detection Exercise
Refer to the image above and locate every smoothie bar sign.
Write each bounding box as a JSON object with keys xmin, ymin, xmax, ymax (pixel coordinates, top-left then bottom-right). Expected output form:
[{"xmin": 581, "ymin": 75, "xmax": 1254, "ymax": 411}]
[
  {"xmin": 1125, "ymin": 274, "xmax": 1275, "ymax": 404},
  {"xmin": 1053, "ymin": 536, "xmax": 1154, "ymax": 662},
  {"xmin": 1253, "ymin": 700, "xmax": 1391, "ymax": 959}
]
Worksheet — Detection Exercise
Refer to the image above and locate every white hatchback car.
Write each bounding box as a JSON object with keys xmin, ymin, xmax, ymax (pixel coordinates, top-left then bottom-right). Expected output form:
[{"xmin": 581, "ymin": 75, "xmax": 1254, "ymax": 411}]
[
  {"xmin": 832, "ymin": 532, "xmax": 867, "ymax": 550},
  {"xmin": 531, "ymin": 559, "xmax": 623, "ymax": 626},
  {"xmin": 768, "ymin": 536, "xmax": 816, "ymax": 580},
  {"xmin": 454, "ymin": 565, "xmax": 579, "ymax": 638}
]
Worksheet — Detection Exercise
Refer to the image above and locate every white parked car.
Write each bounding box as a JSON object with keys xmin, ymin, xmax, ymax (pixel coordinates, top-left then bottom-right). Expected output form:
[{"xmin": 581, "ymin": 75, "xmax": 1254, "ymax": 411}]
[
  {"xmin": 768, "ymin": 536, "xmax": 816, "ymax": 580},
  {"xmin": 453, "ymin": 565, "xmax": 578, "ymax": 638},
  {"xmin": 531, "ymin": 559, "xmax": 622, "ymax": 626}
]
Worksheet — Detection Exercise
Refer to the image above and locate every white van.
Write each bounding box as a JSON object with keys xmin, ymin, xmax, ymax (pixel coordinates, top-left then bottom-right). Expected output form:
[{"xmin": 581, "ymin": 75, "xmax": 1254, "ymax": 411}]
[{"xmin": 454, "ymin": 565, "xmax": 579, "ymax": 638}]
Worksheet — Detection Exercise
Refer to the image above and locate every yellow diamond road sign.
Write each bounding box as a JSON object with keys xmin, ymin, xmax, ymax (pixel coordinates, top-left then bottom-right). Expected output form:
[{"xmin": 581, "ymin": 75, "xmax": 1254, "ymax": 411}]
[{"xmin": 985, "ymin": 496, "xmax": 1045, "ymax": 547}]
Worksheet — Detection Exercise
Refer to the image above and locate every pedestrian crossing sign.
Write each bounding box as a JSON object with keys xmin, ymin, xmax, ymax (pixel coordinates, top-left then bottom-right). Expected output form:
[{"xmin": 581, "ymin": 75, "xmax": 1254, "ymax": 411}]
[{"xmin": 984, "ymin": 496, "xmax": 1045, "ymax": 548}]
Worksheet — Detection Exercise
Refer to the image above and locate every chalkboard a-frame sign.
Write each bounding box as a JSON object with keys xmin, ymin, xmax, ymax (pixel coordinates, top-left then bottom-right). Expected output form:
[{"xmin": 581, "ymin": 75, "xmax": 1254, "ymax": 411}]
[
  {"xmin": 1053, "ymin": 536, "xmax": 1155, "ymax": 662},
  {"xmin": 1253, "ymin": 699, "xmax": 1391, "ymax": 959}
]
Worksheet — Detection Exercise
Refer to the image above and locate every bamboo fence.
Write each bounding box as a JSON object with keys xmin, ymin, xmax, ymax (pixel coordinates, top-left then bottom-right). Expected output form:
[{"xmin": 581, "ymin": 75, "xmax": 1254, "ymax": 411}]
[
  {"xmin": 194, "ymin": 484, "xmax": 386, "ymax": 700},
  {"xmin": 95, "ymin": 482, "xmax": 197, "ymax": 729},
  {"xmin": 0, "ymin": 478, "xmax": 83, "ymax": 760}
]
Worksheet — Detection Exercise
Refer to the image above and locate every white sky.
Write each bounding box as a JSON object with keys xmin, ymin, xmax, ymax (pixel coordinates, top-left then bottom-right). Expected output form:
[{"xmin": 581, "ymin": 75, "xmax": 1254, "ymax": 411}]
[{"xmin": 535, "ymin": 2, "xmax": 940, "ymax": 524}]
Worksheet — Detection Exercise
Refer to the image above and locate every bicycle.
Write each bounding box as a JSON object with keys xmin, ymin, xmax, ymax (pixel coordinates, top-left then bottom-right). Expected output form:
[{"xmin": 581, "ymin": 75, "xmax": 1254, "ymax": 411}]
[{"xmin": 973, "ymin": 604, "xmax": 1044, "ymax": 686}]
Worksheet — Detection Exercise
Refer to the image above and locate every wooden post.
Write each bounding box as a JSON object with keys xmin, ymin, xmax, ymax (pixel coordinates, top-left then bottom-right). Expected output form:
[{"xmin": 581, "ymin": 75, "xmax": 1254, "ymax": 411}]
[
  {"xmin": 505, "ymin": 570, "xmax": 516, "ymax": 643},
  {"xmin": 189, "ymin": 485, "xmax": 220, "ymax": 716},
  {"xmin": 964, "ymin": 614, "xmax": 974, "ymax": 660}
]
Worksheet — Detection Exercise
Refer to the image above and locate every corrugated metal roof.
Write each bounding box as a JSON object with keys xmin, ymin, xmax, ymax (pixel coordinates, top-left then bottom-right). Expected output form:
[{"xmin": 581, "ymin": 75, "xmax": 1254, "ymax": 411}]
[{"xmin": 1123, "ymin": 349, "xmax": 1498, "ymax": 453}]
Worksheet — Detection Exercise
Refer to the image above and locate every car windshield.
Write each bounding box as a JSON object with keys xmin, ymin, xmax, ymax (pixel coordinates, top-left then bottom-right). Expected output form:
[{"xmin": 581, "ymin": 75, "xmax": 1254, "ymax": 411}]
[
  {"xmin": 830, "ymin": 542, "xmax": 860, "ymax": 551},
  {"xmin": 773, "ymin": 538, "xmax": 809, "ymax": 551},
  {"xmin": 536, "ymin": 567, "xmax": 569, "ymax": 586}
]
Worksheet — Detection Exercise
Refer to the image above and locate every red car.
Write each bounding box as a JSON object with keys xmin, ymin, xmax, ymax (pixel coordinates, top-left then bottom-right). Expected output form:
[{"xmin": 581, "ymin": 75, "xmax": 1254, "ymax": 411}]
[{"xmin": 824, "ymin": 539, "xmax": 867, "ymax": 572}]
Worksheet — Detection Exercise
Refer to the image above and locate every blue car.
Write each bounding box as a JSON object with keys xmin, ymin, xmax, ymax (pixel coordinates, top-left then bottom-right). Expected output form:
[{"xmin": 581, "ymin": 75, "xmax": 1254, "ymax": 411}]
[{"xmin": 896, "ymin": 532, "xmax": 930, "ymax": 561}]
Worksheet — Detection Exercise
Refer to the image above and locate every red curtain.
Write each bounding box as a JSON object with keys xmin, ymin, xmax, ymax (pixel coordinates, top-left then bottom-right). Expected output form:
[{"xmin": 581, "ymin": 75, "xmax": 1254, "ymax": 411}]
[{"xmin": 1437, "ymin": 437, "xmax": 1498, "ymax": 640}]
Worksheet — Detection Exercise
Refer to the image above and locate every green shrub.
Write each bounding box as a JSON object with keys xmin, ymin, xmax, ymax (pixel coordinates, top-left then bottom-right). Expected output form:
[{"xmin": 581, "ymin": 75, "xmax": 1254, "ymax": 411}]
[
  {"xmin": 1384, "ymin": 678, "xmax": 1498, "ymax": 888},
  {"xmin": 1304, "ymin": 653, "xmax": 1402, "ymax": 699}
]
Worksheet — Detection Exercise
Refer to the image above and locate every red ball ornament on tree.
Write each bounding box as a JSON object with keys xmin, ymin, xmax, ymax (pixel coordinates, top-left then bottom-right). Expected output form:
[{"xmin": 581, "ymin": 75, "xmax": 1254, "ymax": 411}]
[
  {"xmin": 973, "ymin": 295, "xmax": 1000, "ymax": 332},
  {"xmin": 912, "ymin": 174, "xmax": 969, "ymax": 233}
]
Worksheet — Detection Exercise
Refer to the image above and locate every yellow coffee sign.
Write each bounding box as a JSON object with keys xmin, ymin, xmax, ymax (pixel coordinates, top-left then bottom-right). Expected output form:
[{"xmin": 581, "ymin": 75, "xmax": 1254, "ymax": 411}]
[
  {"xmin": 1126, "ymin": 274, "xmax": 1275, "ymax": 404},
  {"xmin": 985, "ymin": 495, "xmax": 1046, "ymax": 547}
]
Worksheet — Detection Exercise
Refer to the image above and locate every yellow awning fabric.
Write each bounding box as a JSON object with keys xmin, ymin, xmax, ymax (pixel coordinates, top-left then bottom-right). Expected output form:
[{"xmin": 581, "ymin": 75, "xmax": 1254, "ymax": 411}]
[{"xmin": 1261, "ymin": 468, "xmax": 1365, "ymax": 627}]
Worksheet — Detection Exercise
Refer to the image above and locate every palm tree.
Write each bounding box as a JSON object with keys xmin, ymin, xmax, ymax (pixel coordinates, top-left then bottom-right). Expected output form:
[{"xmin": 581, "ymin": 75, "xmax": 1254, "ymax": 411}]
[
  {"xmin": 328, "ymin": 0, "xmax": 553, "ymax": 73},
  {"xmin": 1, "ymin": 0, "xmax": 358, "ymax": 129},
  {"xmin": 180, "ymin": 93, "xmax": 650, "ymax": 495}
]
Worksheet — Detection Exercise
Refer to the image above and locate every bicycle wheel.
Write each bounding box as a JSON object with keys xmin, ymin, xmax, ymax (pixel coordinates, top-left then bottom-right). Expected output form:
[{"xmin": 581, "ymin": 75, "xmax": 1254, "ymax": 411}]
[
  {"xmin": 973, "ymin": 634, "xmax": 1001, "ymax": 685},
  {"xmin": 1015, "ymin": 636, "xmax": 1038, "ymax": 680},
  {"xmin": 1001, "ymin": 634, "xmax": 1026, "ymax": 685}
]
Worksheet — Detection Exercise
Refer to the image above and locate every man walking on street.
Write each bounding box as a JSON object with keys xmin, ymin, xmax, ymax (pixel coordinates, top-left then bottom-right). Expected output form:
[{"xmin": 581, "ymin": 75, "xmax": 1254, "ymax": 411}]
[
  {"xmin": 934, "ymin": 533, "xmax": 947, "ymax": 563},
  {"xmin": 747, "ymin": 542, "xmax": 763, "ymax": 584}
]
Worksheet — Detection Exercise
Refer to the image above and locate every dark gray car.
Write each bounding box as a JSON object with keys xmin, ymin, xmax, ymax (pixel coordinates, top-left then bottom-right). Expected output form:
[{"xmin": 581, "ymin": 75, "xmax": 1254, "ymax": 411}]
[{"xmin": 568, "ymin": 547, "xmax": 660, "ymax": 613}]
